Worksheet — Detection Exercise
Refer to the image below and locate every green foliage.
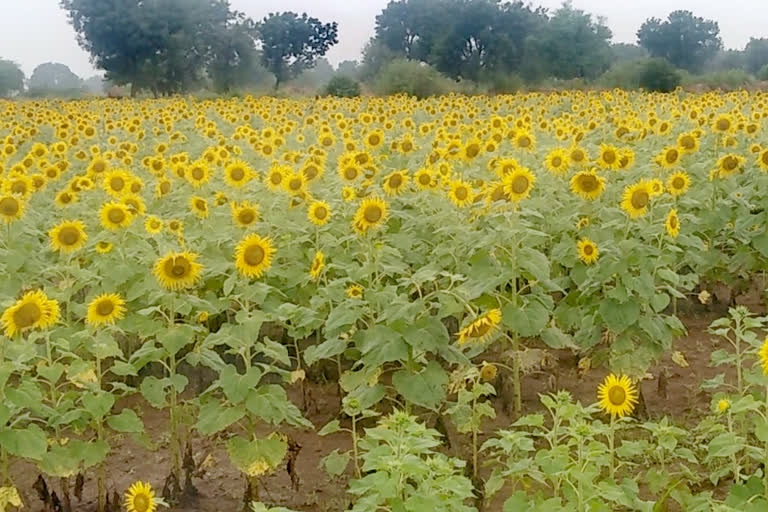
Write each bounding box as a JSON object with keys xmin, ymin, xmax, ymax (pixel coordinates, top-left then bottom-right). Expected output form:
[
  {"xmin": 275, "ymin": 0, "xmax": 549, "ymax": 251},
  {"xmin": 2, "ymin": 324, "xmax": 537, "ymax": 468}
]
[
  {"xmin": 759, "ymin": 64, "xmax": 768, "ymax": 81},
  {"xmin": 348, "ymin": 411, "xmax": 476, "ymax": 512},
  {"xmin": 325, "ymin": 75, "xmax": 362, "ymax": 97},
  {"xmin": 682, "ymin": 69, "xmax": 755, "ymax": 90},
  {"xmin": 637, "ymin": 10, "xmax": 722, "ymax": 72},
  {"xmin": 257, "ymin": 12, "xmax": 338, "ymax": 89},
  {"xmin": 28, "ymin": 62, "xmax": 83, "ymax": 97},
  {"xmin": 599, "ymin": 59, "xmax": 650, "ymax": 89},
  {"xmin": 638, "ymin": 58, "xmax": 681, "ymax": 92},
  {"xmin": 744, "ymin": 38, "xmax": 768, "ymax": 74},
  {"xmin": 610, "ymin": 43, "xmax": 647, "ymax": 63},
  {"xmin": 373, "ymin": 59, "xmax": 454, "ymax": 98},
  {"xmin": 0, "ymin": 58, "xmax": 24, "ymax": 97}
]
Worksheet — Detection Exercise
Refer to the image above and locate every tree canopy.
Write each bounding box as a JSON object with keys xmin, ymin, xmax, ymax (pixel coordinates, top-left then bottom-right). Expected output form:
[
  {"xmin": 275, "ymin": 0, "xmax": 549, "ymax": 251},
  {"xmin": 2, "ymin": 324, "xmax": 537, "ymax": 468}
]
[
  {"xmin": 28, "ymin": 63, "xmax": 83, "ymax": 95},
  {"xmin": 0, "ymin": 59, "xmax": 25, "ymax": 97},
  {"xmin": 637, "ymin": 10, "xmax": 722, "ymax": 72},
  {"xmin": 257, "ymin": 12, "xmax": 339, "ymax": 89}
]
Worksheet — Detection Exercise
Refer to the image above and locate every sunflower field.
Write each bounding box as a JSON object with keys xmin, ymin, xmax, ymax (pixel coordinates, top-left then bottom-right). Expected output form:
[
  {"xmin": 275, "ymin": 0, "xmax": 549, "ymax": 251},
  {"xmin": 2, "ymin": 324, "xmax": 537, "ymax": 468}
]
[{"xmin": 1, "ymin": 90, "xmax": 768, "ymax": 512}]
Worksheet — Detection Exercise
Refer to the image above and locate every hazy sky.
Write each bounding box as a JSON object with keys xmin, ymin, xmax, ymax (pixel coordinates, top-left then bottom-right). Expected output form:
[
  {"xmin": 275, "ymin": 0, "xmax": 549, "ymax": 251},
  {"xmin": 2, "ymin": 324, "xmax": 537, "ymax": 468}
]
[{"xmin": 2, "ymin": 0, "xmax": 768, "ymax": 78}]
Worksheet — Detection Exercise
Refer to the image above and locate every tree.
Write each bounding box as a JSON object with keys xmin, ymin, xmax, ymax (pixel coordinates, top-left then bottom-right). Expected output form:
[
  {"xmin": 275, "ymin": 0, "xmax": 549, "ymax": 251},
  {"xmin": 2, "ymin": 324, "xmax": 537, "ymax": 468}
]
[
  {"xmin": 28, "ymin": 63, "xmax": 83, "ymax": 95},
  {"xmin": 374, "ymin": 0, "xmax": 446, "ymax": 62},
  {"xmin": 256, "ymin": 12, "xmax": 338, "ymax": 89},
  {"xmin": 524, "ymin": 4, "xmax": 613, "ymax": 81},
  {"xmin": 637, "ymin": 10, "xmax": 722, "ymax": 72},
  {"xmin": 611, "ymin": 43, "xmax": 647, "ymax": 63},
  {"xmin": 745, "ymin": 38, "xmax": 768, "ymax": 74},
  {"xmin": 83, "ymin": 75, "xmax": 107, "ymax": 95},
  {"xmin": 0, "ymin": 59, "xmax": 25, "ymax": 97},
  {"xmin": 208, "ymin": 17, "xmax": 273, "ymax": 93},
  {"xmin": 337, "ymin": 60, "xmax": 360, "ymax": 78}
]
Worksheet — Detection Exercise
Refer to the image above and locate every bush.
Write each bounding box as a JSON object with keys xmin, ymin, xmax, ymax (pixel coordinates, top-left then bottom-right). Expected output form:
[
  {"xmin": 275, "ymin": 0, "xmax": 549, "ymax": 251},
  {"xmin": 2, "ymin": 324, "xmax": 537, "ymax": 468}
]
[
  {"xmin": 372, "ymin": 59, "xmax": 454, "ymax": 98},
  {"xmin": 599, "ymin": 59, "xmax": 648, "ymax": 89},
  {"xmin": 638, "ymin": 58, "xmax": 681, "ymax": 93},
  {"xmin": 324, "ymin": 75, "xmax": 361, "ymax": 97},
  {"xmin": 681, "ymin": 69, "xmax": 756, "ymax": 90},
  {"xmin": 759, "ymin": 64, "xmax": 768, "ymax": 81},
  {"xmin": 477, "ymin": 70, "xmax": 524, "ymax": 94}
]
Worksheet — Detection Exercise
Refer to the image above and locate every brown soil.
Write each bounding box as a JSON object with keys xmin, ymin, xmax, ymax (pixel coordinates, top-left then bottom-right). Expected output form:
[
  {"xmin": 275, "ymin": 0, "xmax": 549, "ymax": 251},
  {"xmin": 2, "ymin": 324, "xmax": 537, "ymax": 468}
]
[{"xmin": 10, "ymin": 310, "xmax": 756, "ymax": 512}]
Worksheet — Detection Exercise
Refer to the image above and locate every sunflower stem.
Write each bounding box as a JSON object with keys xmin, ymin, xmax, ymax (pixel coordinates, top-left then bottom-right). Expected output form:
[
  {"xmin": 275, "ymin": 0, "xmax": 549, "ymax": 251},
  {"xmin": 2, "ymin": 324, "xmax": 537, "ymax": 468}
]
[
  {"xmin": 96, "ymin": 354, "xmax": 106, "ymax": 512},
  {"xmin": 608, "ymin": 415, "xmax": 616, "ymax": 481},
  {"xmin": 764, "ymin": 384, "xmax": 768, "ymax": 496}
]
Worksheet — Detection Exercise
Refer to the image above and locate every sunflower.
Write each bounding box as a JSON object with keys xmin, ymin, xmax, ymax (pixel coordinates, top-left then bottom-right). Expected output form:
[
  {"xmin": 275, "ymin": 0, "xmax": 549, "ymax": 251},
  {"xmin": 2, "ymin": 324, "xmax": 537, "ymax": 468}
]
[
  {"xmin": 103, "ymin": 170, "xmax": 130, "ymax": 197},
  {"xmin": 283, "ymin": 172, "xmax": 306, "ymax": 196},
  {"xmin": 648, "ymin": 179, "xmax": 664, "ymax": 197},
  {"xmin": 480, "ymin": 362, "xmax": 498, "ymax": 381},
  {"xmin": 457, "ymin": 309, "xmax": 502, "ymax": 346},
  {"xmin": 544, "ymin": 148, "xmax": 570, "ymax": 175},
  {"xmin": 1, "ymin": 290, "xmax": 60, "ymax": 338},
  {"xmin": 448, "ymin": 180, "xmax": 473, "ymax": 208},
  {"xmin": 513, "ymin": 130, "xmax": 536, "ymax": 151},
  {"xmin": 266, "ymin": 166, "xmax": 286, "ymax": 191},
  {"xmin": 5, "ymin": 176, "xmax": 33, "ymax": 199},
  {"xmin": 235, "ymin": 234, "xmax": 275, "ymax": 279},
  {"xmin": 577, "ymin": 238, "xmax": 599, "ymax": 264},
  {"xmin": 570, "ymin": 170, "xmax": 605, "ymax": 200},
  {"xmin": 460, "ymin": 139, "xmax": 482, "ymax": 161},
  {"xmin": 124, "ymin": 481, "xmax": 157, "ymax": 512},
  {"xmin": 308, "ymin": 201, "xmax": 331, "ymax": 226},
  {"xmin": 95, "ymin": 241, "xmax": 114, "ymax": 254},
  {"xmin": 144, "ymin": 216, "xmax": 164, "ymax": 235},
  {"xmin": 717, "ymin": 154, "xmax": 744, "ymax": 178},
  {"xmin": 122, "ymin": 194, "xmax": 146, "ymax": 217},
  {"xmin": 224, "ymin": 160, "xmax": 253, "ymax": 188},
  {"xmin": 596, "ymin": 144, "xmax": 620, "ymax": 170},
  {"xmin": 597, "ymin": 374, "xmax": 638, "ymax": 418},
  {"xmin": 414, "ymin": 168, "xmax": 435, "ymax": 190},
  {"xmin": 658, "ymin": 146, "xmax": 681, "ymax": 169},
  {"xmin": 382, "ymin": 170, "xmax": 408, "ymax": 196},
  {"xmin": 759, "ymin": 337, "xmax": 768, "ymax": 376},
  {"xmin": 231, "ymin": 201, "xmax": 260, "ymax": 228},
  {"xmin": 569, "ymin": 146, "xmax": 589, "ymax": 167},
  {"xmin": 189, "ymin": 196, "xmax": 209, "ymax": 219},
  {"xmin": 353, "ymin": 197, "xmax": 389, "ymax": 234},
  {"xmin": 712, "ymin": 114, "xmax": 733, "ymax": 133},
  {"xmin": 309, "ymin": 251, "xmax": 325, "ymax": 280},
  {"xmin": 364, "ymin": 130, "xmax": 385, "ymax": 150},
  {"xmin": 621, "ymin": 181, "xmax": 652, "ymax": 219},
  {"xmin": 167, "ymin": 219, "xmax": 184, "ymax": 236},
  {"xmin": 503, "ymin": 167, "xmax": 535, "ymax": 202},
  {"xmin": 186, "ymin": 161, "xmax": 211, "ymax": 188},
  {"xmin": 677, "ymin": 132, "xmax": 699, "ymax": 154},
  {"xmin": 86, "ymin": 293, "xmax": 126, "ymax": 327},
  {"xmin": 618, "ymin": 148, "xmax": 635, "ymax": 170},
  {"xmin": 99, "ymin": 202, "xmax": 133, "ymax": 230},
  {"xmin": 346, "ymin": 284, "xmax": 364, "ymax": 299},
  {"xmin": 153, "ymin": 251, "xmax": 203, "ymax": 291},
  {"xmin": 665, "ymin": 209, "xmax": 680, "ymax": 238},
  {"xmin": 757, "ymin": 149, "xmax": 768, "ymax": 172},
  {"xmin": 49, "ymin": 220, "xmax": 88, "ymax": 253},
  {"xmin": 0, "ymin": 194, "xmax": 25, "ymax": 224},
  {"xmin": 666, "ymin": 172, "xmax": 690, "ymax": 197}
]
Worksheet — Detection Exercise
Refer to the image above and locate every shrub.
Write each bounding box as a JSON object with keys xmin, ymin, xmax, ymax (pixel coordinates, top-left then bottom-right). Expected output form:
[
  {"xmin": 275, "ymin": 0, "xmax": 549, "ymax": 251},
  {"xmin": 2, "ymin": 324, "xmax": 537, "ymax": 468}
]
[
  {"xmin": 599, "ymin": 59, "xmax": 648, "ymax": 89},
  {"xmin": 681, "ymin": 69, "xmax": 756, "ymax": 90},
  {"xmin": 373, "ymin": 59, "xmax": 454, "ymax": 98},
  {"xmin": 759, "ymin": 64, "xmax": 768, "ymax": 81},
  {"xmin": 324, "ymin": 75, "xmax": 361, "ymax": 97},
  {"xmin": 638, "ymin": 58, "xmax": 681, "ymax": 93},
  {"xmin": 477, "ymin": 70, "xmax": 524, "ymax": 94}
]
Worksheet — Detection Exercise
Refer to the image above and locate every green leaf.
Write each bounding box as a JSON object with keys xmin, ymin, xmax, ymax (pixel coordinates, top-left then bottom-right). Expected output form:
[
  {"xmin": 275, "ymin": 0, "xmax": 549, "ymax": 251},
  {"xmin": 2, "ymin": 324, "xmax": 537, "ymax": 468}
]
[
  {"xmin": 160, "ymin": 325, "xmax": 196, "ymax": 357},
  {"xmin": 518, "ymin": 247, "xmax": 550, "ymax": 282},
  {"xmin": 106, "ymin": 409, "xmax": 144, "ymax": 433},
  {"xmin": 599, "ymin": 299, "xmax": 640, "ymax": 333},
  {"xmin": 304, "ymin": 337, "xmax": 347, "ymax": 366},
  {"xmin": 318, "ymin": 420, "xmax": 341, "ymax": 436},
  {"xmin": 140, "ymin": 376, "xmax": 167, "ymax": 409},
  {"xmin": 226, "ymin": 436, "xmax": 287, "ymax": 474},
  {"xmin": 197, "ymin": 400, "xmax": 245, "ymax": 435},
  {"xmin": 0, "ymin": 425, "xmax": 48, "ymax": 460},
  {"xmin": 651, "ymin": 293, "xmax": 670, "ymax": 313},
  {"xmin": 392, "ymin": 361, "xmax": 448, "ymax": 410},
  {"xmin": 540, "ymin": 327, "xmax": 574, "ymax": 349},
  {"xmin": 220, "ymin": 365, "xmax": 263, "ymax": 404},
  {"xmin": 322, "ymin": 449, "xmax": 350, "ymax": 477},
  {"xmin": 503, "ymin": 299, "xmax": 550, "ymax": 337},
  {"xmin": 707, "ymin": 432, "xmax": 745, "ymax": 459},
  {"xmin": 87, "ymin": 332, "xmax": 124, "ymax": 359},
  {"xmin": 82, "ymin": 391, "xmax": 115, "ymax": 420}
]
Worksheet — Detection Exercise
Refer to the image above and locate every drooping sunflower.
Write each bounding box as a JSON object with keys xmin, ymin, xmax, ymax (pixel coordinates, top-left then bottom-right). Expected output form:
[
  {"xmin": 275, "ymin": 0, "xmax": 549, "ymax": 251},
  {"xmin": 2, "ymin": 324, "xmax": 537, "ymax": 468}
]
[
  {"xmin": 570, "ymin": 170, "xmax": 606, "ymax": 201},
  {"xmin": 448, "ymin": 180, "xmax": 474, "ymax": 208},
  {"xmin": 597, "ymin": 374, "xmax": 638, "ymax": 418},
  {"xmin": 544, "ymin": 148, "xmax": 570, "ymax": 175},
  {"xmin": 99, "ymin": 202, "xmax": 134, "ymax": 230},
  {"xmin": 503, "ymin": 167, "xmax": 535, "ymax": 202},
  {"xmin": 49, "ymin": 220, "xmax": 88, "ymax": 253},
  {"xmin": 153, "ymin": 251, "xmax": 204, "ymax": 291},
  {"xmin": 1, "ymin": 290, "xmax": 60, "ymax": 338},
  {"xmin": 382, "ymin": 170, "xmax": 408, "ymax": 196},
  {"xmin": 665, "ymin": 209, "xmax": 680, "ymax": 238},
  {"xmin": 309, "ymin": 251, "xmax": 325, "ymax": 280},
  {"xmin": 757, "ymin": 149, "xmax": 768, "ymax": 172},
  {"xmin": 0, "ymin": 194, "xmax": 25, "ymax": 224},
  {"xmin": 95, "ymin": 241, "xmax": 114, "ymax": 254},
  {"xmin": 480, "ymin": 362, "xmax": 498, "ymax": 381},
  {"xmin": 124, "ymin": 481, "xmax": 157, "ymax": 512},
  {"xmin": 596, "ymin": 144, "xmax": 620, "ymax": 170},
  {"xmin": 231, "ymin": 201, "xmax": 260, "ymax": 228},
  {"xmin": 577, "ymin": 238, "xmax": 599, "ymax": 264},
  {"xmin": 167, "ymin": 219, "xmax": 184, "ymax": 236},
  {"xmin": 457, "ymin": 309, "xmax": 502, "ymax": 346},
  {"xmin": 717, "ymin": 154, "xmax": 745, "ymax": 178},
  {"xmin": 621, "ymin": 181, "xmax": 652, "ymax": 219},
  {"xmin": 224, "ymin": 160, "xmax": 253, "ymax": 188},
  {"xmin": 144, "ymin": 216, "xmax": 164, "ymax": 235},
  {"xmin": 308, "ymin": 201, "xmax": 332, "ymax": 226},
  {"xmin": 189, "ymin": 196, "xmax": 209, "ymax": 219},
  {"xmin": 666, "ymin": 172, "xmax": 691, "ymax": 197},
  {"xmin": 235, "ymin": 234, "xmax": 275, "ymax": 279},
  {"xmin": 346, "ymin": 284, "xmax": 364, "ymax": 299},
  {"xmin": 353, "ymin": 197, "xmax": 389, "ymax": 234},
  {"xmin": 86, "ymin": 293, "xmax": 126, "ymax": 327}
]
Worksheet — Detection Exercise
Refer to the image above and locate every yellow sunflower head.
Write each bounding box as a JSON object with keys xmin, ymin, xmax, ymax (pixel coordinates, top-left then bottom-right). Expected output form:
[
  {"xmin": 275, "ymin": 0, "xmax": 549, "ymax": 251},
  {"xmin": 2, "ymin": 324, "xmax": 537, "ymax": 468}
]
[
  {"xmin": 346, "ymin": 284, "xmax": 364, "ymax": 299},
  {"xmin": 186, "ymin": 161, "xmax": 211, "ymax": 188},
  {"xmin": 86, "ymin": 293, "xmax": 126, "ymax": 327},
  {"xmin": 231, "ymin": 201, "xmax": 260, "ymax": 228},
  {"xmin": 153, "ymin": 251, "xmax": 203, "ymax": 291},
  {"xmin": 95, "ymin": 241, "xmax": 114, "ymax": 254},
  {"xmin": 621, "ymin": 181, "xmax": 652, "ymax": 219},
  {"xmin": 457, "ymin": 309, "xmax": 502, "ymax": 346},
  {"xmin": 49, "ymin": 220, "xmax": 88, "ymax": 253},
  {"xmin": 577, "ymin": 238, "xmax": 599, "ymax": 264},
  {"xmin": 0, "ymin": 194, "xmax": 25, "ymax": 224},
  {"xmin": 544, "ymin": 148, "xmax": 570, "ymax": 175},
  {"xmin": 310, "ymin": 251, "xmax": 325, "ymax": 280},
  {"xmin": 189, "ymin": 196, "xmax": 209, "ymax": 219},
  {"xmin": 144, "ymin": 216, "xmax": 164, "ymax": 235},
  {"xmin": 99, "ymin": 202, "xmax": 134, "ymax": 230},
  {"xmin": 448, "ymin": 180, "xmax": 473, "ymax": 208},
  {"xmin": 308, "ymin": 201, "xmax": 332, "ymax": 226},
  {"xmin": 666, "ymin": 172, "xmax": 690, "ymax": 197},
  {"xmin": 760, "ymin": 337, "xmax": 768, "ymax": 376},
  {"xmin": 382, "ymin": 170, "xmax": 408, "ymax": 196},
  {"xmin": 597, "ymin": 144, "xmax": 620, "ymax": 170},
  {"xmin": 235, "ymin": 234, "xmax": 276, "ymax": 279},
  {"xmin": 503, "ymin": 167, "xmax": 535, "ymax": 202},
  {"xmin": 1, "ymin": 290, "xmax": 60, "ymax": 338},
  {"xmin": 665, "ymin": 209, "xmax": 680, "ymax": 238},
  {"xmin": 570, "ymin": 170, "xmax": 605, "ymax": 201},
  {"xmin": 124, "ymin": 481, "xmax": 157, "ymax": 512},
  {"xmin": 597, "ymin": 374, "xmax": 638, "ymax": 418}
]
